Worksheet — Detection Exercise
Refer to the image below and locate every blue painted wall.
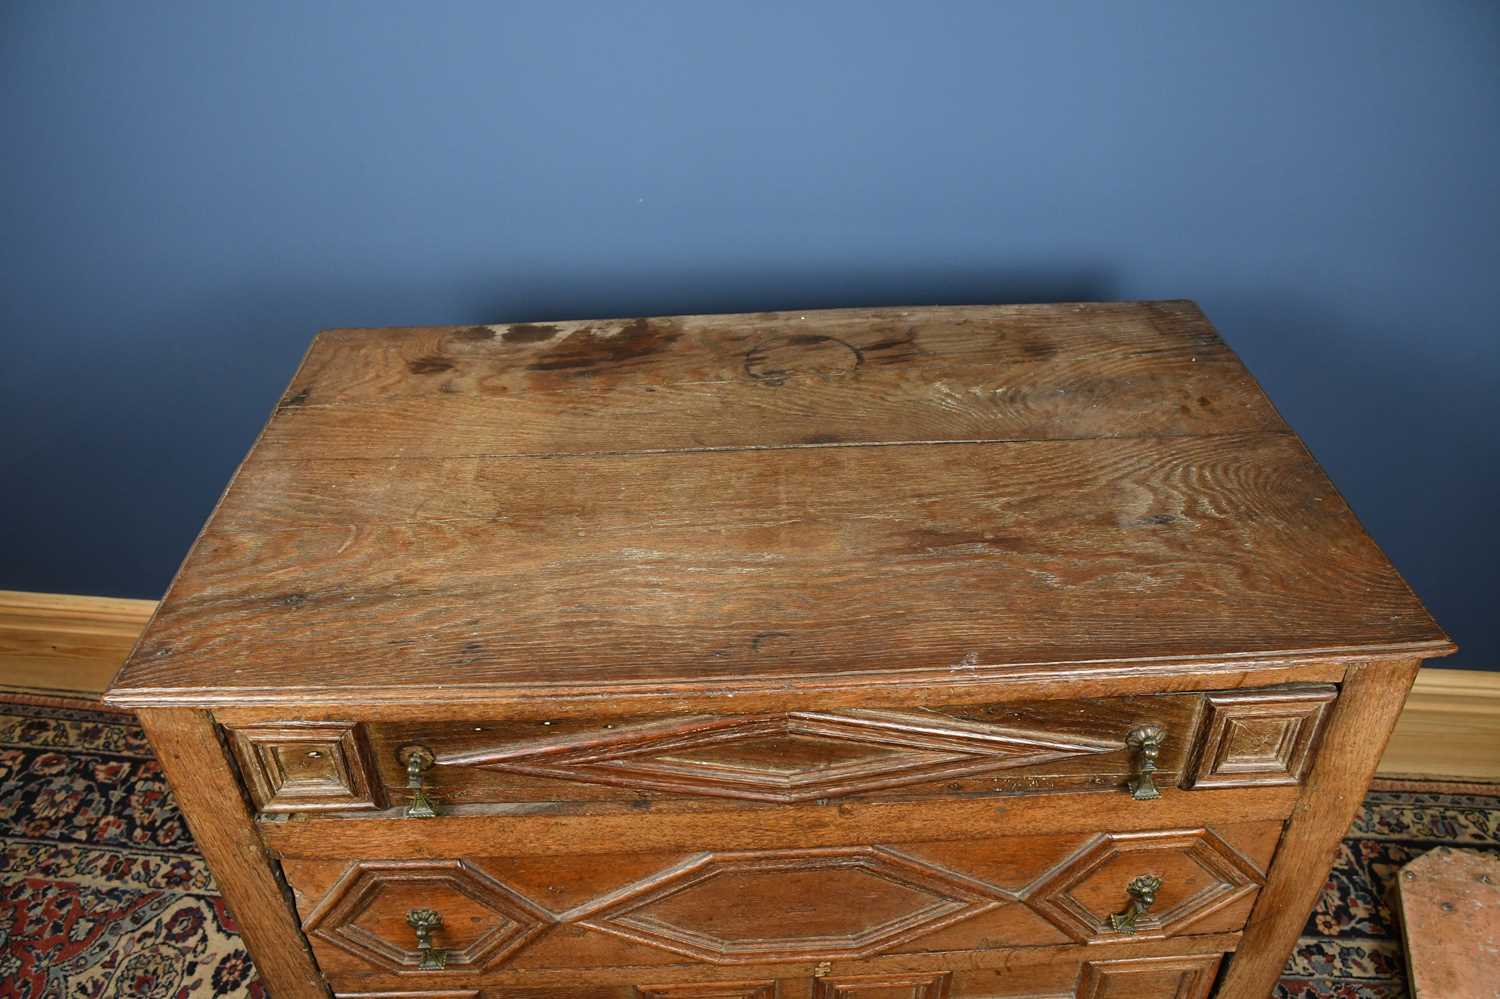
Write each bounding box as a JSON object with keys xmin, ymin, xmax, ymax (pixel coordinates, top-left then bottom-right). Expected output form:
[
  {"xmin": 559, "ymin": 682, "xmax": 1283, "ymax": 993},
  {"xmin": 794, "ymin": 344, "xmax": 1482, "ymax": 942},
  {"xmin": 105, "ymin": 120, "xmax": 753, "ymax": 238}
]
[{"xmin": 2, "ymin": 2, "xmax": 1495, "ymax": 668}]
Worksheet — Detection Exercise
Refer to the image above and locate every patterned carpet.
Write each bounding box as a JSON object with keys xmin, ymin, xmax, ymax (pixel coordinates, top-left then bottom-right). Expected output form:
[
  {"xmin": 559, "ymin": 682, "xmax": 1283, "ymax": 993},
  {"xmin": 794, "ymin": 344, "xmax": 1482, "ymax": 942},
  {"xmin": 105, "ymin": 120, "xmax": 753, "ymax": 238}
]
[
  {"xmin": 0, "ymin": 696, "xmax": 1495, "ymax": 998},
  {"xmin": 0, "ymin": 696, "xmax": 260, "ymax": 998}
]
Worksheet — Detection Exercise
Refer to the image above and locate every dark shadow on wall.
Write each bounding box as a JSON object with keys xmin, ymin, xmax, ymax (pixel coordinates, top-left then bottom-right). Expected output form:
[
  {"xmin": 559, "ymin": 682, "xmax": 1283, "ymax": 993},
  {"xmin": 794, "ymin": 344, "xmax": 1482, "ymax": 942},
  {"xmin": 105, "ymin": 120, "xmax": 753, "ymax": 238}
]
[{"xmin": 461, "ymin": 263, "xmax": 1123, "ymax": 328}]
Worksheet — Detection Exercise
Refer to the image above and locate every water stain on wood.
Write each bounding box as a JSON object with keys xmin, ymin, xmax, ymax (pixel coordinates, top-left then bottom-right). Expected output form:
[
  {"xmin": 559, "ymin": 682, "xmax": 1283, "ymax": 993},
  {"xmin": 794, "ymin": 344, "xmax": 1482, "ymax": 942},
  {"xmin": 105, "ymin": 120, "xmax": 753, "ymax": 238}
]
[
  {"xmin": 449, "ymin": 326, "xmax": 496, "ymax": 342},
  {"xmin": 858, "ymin": 325, "xmax": 924, "ymax": 367},
  {"xmin": 1018, "ymin": 336, "xmax": 1060, "ymax": 361},
  {"xmin": 407, "ymin": 355, "xmax": 455, "ymax": 375},
  {"xmin": 527, "ymin": 318, "xmax": 681, "ymax": 375},
  {"xmin": 862, "ymin": 326, "xmax": 924, "ymax": 366},
  {"xmin": 744, "ymin": 334, "xmax": 865, "ymax": 386},
  {"xmin": 504, "ymin": 324, "xmax": 560, "ymax": 344}
]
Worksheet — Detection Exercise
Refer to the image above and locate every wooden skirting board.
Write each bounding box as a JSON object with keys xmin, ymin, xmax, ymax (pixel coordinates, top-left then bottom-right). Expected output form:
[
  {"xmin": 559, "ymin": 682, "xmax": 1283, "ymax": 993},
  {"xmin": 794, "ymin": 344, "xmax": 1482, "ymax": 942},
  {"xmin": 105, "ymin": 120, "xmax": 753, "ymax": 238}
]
[
  {"xmin": 1378, "ymin": 667, "xmax": 1500, "ymax": 781},
  {"xmin": 1, "ymin": 589, "xmax": 1495, "ymax": 780},
  {"xmin": 0, "ymin": 590, "xmax": 159, "ymax": 699}
]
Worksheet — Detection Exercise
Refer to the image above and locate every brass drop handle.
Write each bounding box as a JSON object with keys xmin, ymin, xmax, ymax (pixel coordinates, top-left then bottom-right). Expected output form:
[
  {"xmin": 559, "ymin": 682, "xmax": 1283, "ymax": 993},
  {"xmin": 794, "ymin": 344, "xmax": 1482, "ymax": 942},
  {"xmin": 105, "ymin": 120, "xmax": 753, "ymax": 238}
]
[
  {"xmin": 398, "ymin": 744, "xmax": 438, "ymax": 818},
  {"xmin": 1125, "ymin": 724, "xmax": 1165, "ymax": 800},
  {"xmin": 405, "ymin": 907, "xmax": 447, "ymax": 970},
  {"xmin": 1109, "ymin": 874, "xmax": 1162, "ymax": 933}
]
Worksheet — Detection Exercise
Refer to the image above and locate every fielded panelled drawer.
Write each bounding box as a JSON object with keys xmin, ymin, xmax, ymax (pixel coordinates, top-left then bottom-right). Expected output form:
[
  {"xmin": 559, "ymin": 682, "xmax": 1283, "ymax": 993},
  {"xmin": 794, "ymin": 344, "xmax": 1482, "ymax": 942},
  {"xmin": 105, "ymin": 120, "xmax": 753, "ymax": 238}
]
[
  {"xmin": 279, "ymin": 820, "xmax": 1278, "ymax": 983},
  {"xmin": 106, "ymin": 303, "xmax": 1454, "ymax": 998},
  {"xmin": 226, "ymin": 686, "xmax": 1339, "ymax": 815}
]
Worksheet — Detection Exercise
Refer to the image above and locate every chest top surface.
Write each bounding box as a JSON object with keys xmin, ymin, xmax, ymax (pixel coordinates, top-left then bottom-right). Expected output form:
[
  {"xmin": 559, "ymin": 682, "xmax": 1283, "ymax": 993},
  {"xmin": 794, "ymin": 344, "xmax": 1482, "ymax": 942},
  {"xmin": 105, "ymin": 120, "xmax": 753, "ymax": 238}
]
[{"xmin": 105, "ymin": 302, "xmax": 1451, "ymax": 707}]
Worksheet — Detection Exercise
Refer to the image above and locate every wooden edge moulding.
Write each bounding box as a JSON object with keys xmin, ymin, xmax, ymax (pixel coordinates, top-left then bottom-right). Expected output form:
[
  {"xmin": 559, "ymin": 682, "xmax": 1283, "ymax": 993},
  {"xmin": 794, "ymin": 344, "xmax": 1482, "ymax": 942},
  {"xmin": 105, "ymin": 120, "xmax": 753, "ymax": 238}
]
[{"xmin": 0, "ymin": 590, "xmax": 1492, "ymax": 780}]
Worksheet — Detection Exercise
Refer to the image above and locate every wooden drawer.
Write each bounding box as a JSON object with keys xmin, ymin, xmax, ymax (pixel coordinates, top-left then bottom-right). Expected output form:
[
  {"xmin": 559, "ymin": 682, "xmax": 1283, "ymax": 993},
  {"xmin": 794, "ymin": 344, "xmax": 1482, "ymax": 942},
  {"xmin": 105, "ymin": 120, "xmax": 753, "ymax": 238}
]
[
  {"xmin": 227, "ymin": 686, "xmax": 1335, "ymax": 816},
  {"xmin": 278, "ymin": 816, "xmax": 1276, "ymax": 984},
  {"xmin": 329, "ymin": 947, "xmax": 1227, "ymax": 996},
  {"xmin": 363, "ymin": 695, "xmax": 1195, "ymax": 810}
]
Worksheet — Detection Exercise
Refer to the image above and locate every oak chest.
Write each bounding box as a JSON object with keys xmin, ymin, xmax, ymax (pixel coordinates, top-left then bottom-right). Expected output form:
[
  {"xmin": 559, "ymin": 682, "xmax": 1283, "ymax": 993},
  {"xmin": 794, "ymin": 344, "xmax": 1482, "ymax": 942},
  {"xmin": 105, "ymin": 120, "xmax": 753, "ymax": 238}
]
[{"xmin": 105, "ymin": 302, "xmax": 1453, "ymax": 999}]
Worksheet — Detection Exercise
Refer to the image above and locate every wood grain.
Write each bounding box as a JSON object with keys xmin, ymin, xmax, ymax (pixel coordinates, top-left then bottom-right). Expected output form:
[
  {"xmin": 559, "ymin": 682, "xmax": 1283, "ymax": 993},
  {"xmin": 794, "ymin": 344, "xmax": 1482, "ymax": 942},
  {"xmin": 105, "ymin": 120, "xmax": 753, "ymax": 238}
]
[
  {"xmin": 196, "ymin": 665, "xmax": 1496, "ymax": 772},
  {"xmin": 261, "ymin": 785, "xmax": 1297, "ymax": 861},
  {"xmin": 104, "ymin": 303, "xmax": 1451, "ymax": 708},
  {"xmin": 136, "ymin": 708, "xmax": 329, "ymax": 999},
  {"xmin": 315, "ymin": 931, "xmax": 1241, "ymax": 995},
  {"xmin": 1184, "ymin": 686, "xmax": 1336, "ymax": 789},
  {"xmin": 360, "ymin": 693, "xmax": 1204, "ymax": 808},
  {"xmin": 263, "ymin": 302, "xmax": 1284, "ymax": 460},
  {"xmin": 108, "ymin": 431, "xmax": 1448, "ymax": 705},
  {"xmin": 205, "ymin": 659, "xmax": 1351, "ymax": 721},
  {"xmin": 813, "ymin": 971, "xmax": 951, "ymax": 997},
  {"xmin": 1379, "ymin": 668, "xmax": 1500, "ymax": 780},
  {"xmin": 230, "ymin": 721, "xmax": 382, "ymax": 812},
  {"xmin": 643, "ymin": 984, "xmax": 778, "ymax": 999},
  {"xmin": 0, "ymin": 589, "xmax": 155, "ymax": 696},
  {"xmin": 1214, "ymin": 659, "xmax": 1423, "ymax": 998},
  {"xmin": 1076, "ymin": 954, "xmax": 1221, "ymax": 999},
  {"xmin": 1395, "ymin": 847, "xmax": 1500, "ymax": 999}
]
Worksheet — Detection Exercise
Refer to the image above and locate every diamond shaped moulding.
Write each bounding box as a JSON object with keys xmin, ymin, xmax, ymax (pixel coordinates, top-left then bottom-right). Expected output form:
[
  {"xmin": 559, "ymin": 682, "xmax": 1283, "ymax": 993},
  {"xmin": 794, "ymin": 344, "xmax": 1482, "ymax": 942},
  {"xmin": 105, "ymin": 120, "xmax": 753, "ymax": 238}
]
[
  {"xmin": 438, "ymin": 709, "xmax": 1119, "ymax": 803},
  {"xmin": 301, "ymin": 859, "xmax": 550, "ymax": 973},
  {"xmin": 1025, "ymin": 828, "xmax": 1264, "ymax": 943},
  {"xmin": 577, "ymin": 846, "xmax": 1010, "ymax": 964}
]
